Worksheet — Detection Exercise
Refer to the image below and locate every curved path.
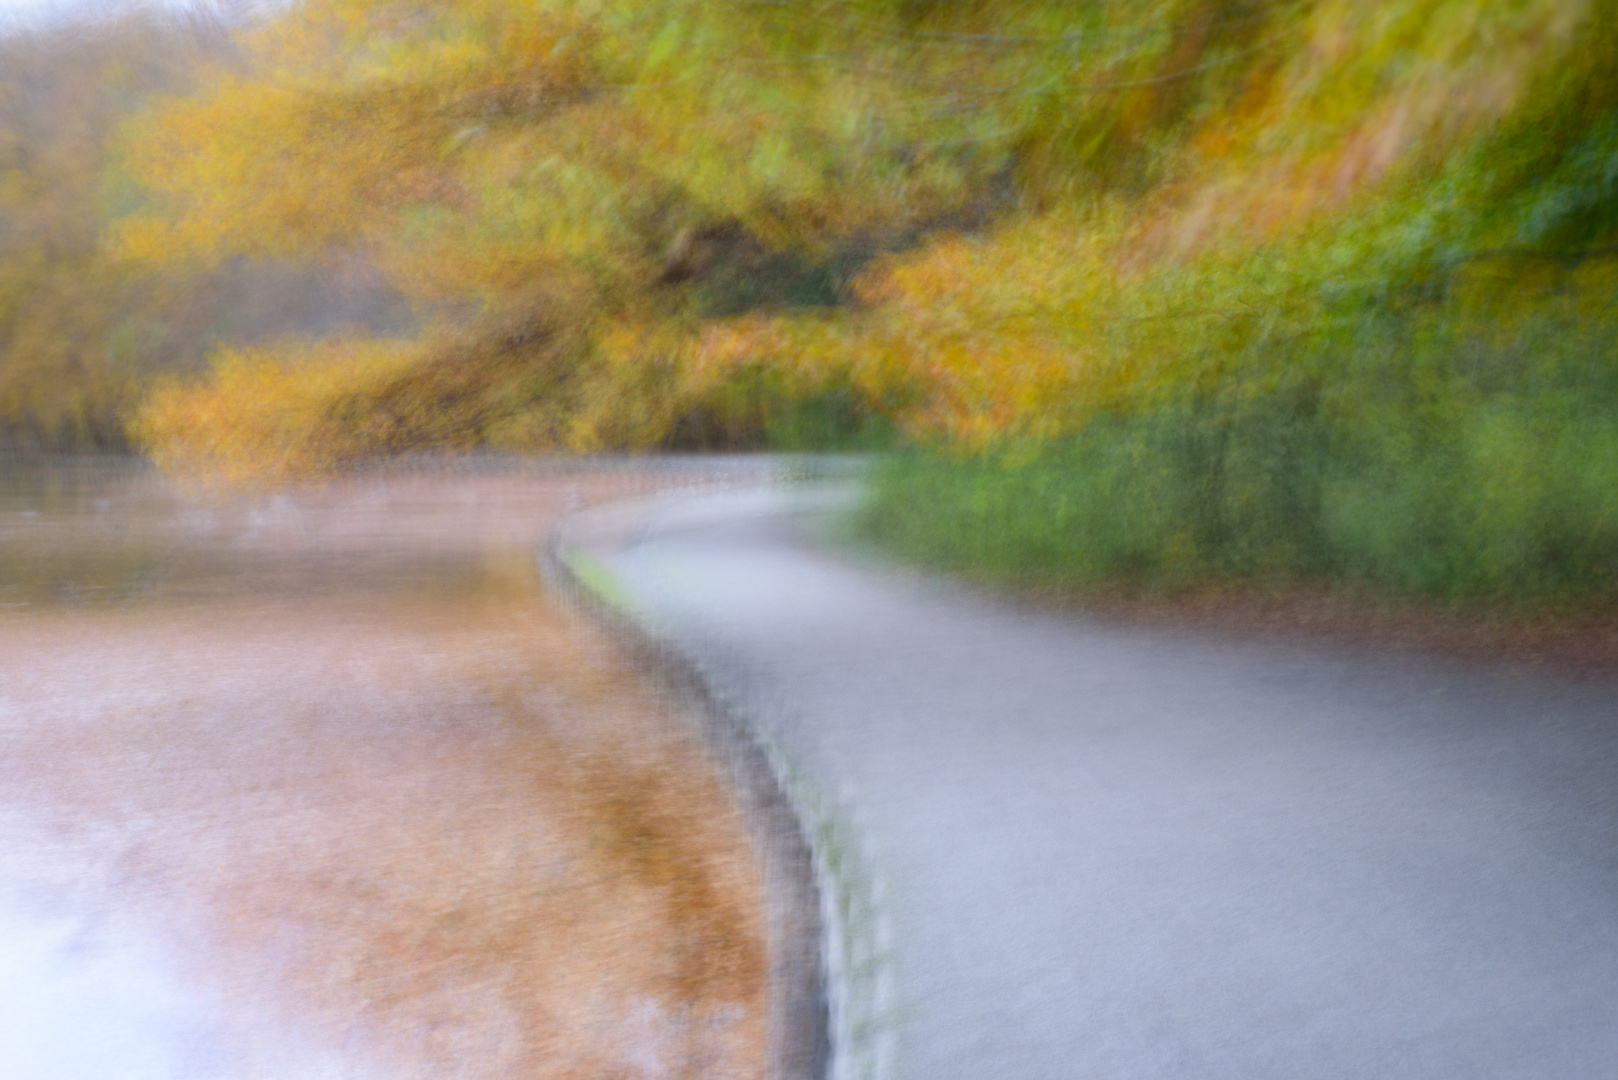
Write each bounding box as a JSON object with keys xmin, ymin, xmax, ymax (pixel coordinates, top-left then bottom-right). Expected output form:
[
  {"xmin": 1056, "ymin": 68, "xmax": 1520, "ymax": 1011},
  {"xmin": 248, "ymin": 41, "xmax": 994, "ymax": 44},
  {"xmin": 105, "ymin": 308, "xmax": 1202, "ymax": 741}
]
[{"xmin": 561, "ymin": 479, "xmax": 1618, "ymax": 1080}]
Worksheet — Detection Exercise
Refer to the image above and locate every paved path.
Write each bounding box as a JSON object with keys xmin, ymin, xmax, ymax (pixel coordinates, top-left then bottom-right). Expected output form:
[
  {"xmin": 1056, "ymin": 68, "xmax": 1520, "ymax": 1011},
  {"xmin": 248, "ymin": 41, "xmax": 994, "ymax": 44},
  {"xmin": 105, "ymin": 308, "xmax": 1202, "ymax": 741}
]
[{"xmin": 562, "ymin": 480, "xmax": 1618, "ymax": 1080}]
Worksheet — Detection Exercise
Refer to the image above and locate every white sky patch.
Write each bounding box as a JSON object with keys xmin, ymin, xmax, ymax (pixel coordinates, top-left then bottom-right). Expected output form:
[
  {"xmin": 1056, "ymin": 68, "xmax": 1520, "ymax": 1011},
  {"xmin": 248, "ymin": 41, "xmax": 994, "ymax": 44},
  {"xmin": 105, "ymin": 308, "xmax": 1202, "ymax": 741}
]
[{"xmin": 0, "ymin": 0, "xmax": 218, "ymax": 30}]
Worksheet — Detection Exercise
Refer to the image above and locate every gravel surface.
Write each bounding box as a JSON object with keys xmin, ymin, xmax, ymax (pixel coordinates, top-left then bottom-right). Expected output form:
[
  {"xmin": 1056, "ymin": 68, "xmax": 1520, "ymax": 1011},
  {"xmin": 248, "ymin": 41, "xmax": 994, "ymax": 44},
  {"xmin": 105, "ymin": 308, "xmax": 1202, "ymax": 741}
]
[{"xmin": 567, "ymin": 480, "xmax": 1618, "ymax": 1080}]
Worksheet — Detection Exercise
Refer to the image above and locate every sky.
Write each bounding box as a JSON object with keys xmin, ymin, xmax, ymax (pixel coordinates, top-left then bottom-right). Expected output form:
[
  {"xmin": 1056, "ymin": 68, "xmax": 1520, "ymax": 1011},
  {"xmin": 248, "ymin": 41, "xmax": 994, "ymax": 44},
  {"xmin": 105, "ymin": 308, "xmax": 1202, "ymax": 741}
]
[
  {"xmin": 0, "ymin": 0, "xmax": 111, "ymax": 19},
  {"xmin": 0, "ymin": 0, "xmax": 117, "ymax": 27},
  {"xmin": 0, "ymin": 0, "xmax": 204, "ymax": 29}
]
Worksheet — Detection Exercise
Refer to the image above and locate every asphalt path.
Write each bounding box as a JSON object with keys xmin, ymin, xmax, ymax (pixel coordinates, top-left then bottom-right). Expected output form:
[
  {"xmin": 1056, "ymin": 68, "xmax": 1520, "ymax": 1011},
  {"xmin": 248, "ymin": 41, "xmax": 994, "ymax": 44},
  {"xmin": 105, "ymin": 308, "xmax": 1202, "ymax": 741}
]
[{"xmin": 562, "ymin": 479, "xmax": 1618, "ymax": 1080}]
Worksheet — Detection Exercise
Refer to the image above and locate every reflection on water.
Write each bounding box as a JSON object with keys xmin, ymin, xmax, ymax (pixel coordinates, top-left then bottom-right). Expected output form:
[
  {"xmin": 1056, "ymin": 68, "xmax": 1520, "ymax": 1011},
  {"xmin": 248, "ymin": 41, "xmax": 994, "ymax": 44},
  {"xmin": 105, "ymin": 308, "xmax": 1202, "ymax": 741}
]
[
  {"xmin": 0, "ymin": 889, "xmax": 381, "ymax": 1080},
  {"xmin": 0, "ymin": 457, "xmax": 578, "ymax": 608},
  {"xmin": 0, "ymin": 454, "xmax": 774, "ymax": 1080},
  {"xmin": 0, "ymin": 456, "xmax": 582, "ymax": 1080},
  {"xmin": 0, "ymin": 900, "xmax": 193, "ymax": 1079},
  {"xmin": 0, "ymin": 894, "xmax": 240, "ymax": 1080}
]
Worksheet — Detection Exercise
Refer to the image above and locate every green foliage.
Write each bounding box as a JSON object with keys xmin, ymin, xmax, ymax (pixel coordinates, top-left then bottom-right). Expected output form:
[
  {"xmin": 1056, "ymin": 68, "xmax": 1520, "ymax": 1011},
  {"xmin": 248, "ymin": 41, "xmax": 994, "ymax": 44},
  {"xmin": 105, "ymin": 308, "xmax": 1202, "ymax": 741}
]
[
  {"xmin": 837, "ymin": 0, "xmax": 1618, "ymax": 603},
  {"xmin": 864, "ymin": 262, "xmax": 1618, "ymax": 600}
]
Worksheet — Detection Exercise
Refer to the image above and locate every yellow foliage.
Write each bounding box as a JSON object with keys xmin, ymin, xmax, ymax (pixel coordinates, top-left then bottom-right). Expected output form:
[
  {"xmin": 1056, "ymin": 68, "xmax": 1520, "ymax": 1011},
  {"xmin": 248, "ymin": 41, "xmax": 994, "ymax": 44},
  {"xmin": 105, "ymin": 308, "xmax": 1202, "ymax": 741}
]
[
  {"xmin": 135, "ymin": 340, "xmax": 428, "ymax": 485},
  {"xmin": 106, "ymin": 0, "xmax": 1618, "ymax": 474},
  {"xmin": 0, "ymin": 12, "xmax": 239, "ymax": 451}
]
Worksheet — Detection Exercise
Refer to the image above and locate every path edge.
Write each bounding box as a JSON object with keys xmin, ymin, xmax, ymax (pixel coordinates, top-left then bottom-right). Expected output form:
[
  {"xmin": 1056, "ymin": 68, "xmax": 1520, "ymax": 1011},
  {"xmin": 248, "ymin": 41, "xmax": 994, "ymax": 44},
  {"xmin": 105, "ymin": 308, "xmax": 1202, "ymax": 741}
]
[{"xmin": 542, "ymin": 499, "xmax": 833, "ymax": 1080}]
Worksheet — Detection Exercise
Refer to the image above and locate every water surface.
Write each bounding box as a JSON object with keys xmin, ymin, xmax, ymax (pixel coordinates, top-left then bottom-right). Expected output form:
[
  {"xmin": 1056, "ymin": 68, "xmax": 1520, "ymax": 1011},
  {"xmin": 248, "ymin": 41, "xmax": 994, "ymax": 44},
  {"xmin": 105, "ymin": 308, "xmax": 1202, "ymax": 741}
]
[{"xmin": 0, "ymin": 455, "xmax": 772, "ymax": 1080}]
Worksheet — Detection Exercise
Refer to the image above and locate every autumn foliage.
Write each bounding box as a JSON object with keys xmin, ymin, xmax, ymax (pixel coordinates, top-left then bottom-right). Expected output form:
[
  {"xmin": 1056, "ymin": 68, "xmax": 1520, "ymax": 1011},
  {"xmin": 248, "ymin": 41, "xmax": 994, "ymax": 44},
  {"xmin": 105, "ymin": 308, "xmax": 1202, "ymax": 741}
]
[
  {"xmin": 6, "ymin": 0, "xmax": 1618, "ymax": 593},
  {"xmin": 0, "ymin": 10, "xmax": 411, "ymax": 452}
]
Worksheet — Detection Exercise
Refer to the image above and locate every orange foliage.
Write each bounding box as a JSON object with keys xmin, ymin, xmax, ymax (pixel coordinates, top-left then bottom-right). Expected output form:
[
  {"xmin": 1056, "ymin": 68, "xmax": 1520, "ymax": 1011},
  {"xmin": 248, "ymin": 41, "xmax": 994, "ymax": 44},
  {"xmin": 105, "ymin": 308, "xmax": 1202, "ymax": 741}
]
[
  {"xmin": 110, "ymin": 0, "xmax": 1618, "ymax": 471},
  {"xmin": 136, "ymin": 340, "xmax": 428, "ymax": 484}
]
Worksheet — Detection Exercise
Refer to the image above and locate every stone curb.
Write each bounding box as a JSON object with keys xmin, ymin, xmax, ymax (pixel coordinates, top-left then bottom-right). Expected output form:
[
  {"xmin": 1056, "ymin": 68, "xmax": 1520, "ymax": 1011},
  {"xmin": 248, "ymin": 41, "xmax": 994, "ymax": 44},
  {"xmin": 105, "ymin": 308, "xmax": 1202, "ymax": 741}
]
[{"xmin": 542, "ymin": 493, "xmax": 832, "ymax": 1080}]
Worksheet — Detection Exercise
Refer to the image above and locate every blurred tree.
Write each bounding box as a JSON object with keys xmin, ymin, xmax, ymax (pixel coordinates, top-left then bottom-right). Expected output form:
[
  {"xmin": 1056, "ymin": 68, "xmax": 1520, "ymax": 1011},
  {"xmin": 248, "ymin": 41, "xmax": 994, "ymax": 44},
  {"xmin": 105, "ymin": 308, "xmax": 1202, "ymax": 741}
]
[
  {"xmin": 111, "ymin": 0, "xmax": 1618, "ymax": 604},
  {"xmin": 120, "ymin": 0, "xmax": 1258, "ymax": 471},
  {"xmin": 0, "ymin": 9, "xmax": 411, "ymax": 452}
]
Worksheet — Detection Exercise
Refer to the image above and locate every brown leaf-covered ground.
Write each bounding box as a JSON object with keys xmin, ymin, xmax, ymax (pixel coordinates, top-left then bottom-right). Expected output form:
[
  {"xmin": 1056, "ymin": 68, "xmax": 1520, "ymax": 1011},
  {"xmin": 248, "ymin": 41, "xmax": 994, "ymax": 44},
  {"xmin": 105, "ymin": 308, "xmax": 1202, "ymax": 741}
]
[{"xmin": 0, "ymin": 462, "xmax": 768, "ymax": 1079}]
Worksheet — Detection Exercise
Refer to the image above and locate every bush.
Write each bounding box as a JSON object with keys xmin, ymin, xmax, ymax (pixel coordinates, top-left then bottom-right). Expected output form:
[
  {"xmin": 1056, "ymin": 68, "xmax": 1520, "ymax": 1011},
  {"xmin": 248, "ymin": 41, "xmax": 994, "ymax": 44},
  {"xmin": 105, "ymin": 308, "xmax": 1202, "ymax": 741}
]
[{"xmin": 863, "ymin": 291, "xmax": 1618, "ymax": 602}]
